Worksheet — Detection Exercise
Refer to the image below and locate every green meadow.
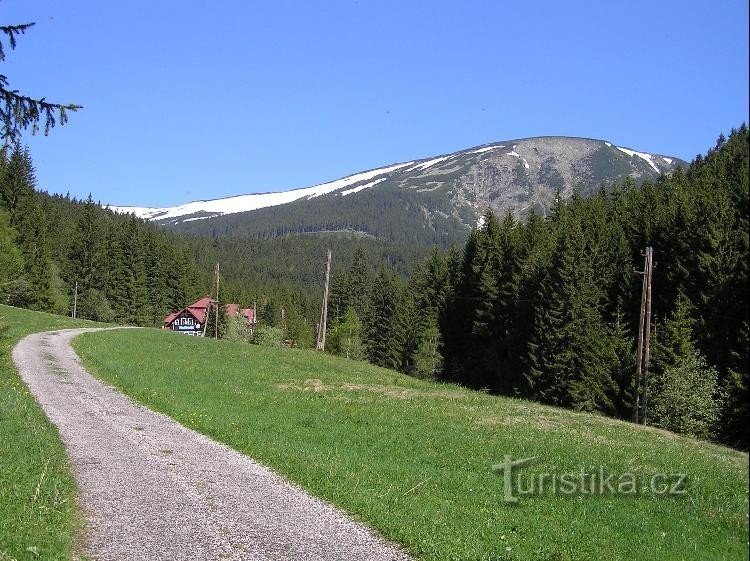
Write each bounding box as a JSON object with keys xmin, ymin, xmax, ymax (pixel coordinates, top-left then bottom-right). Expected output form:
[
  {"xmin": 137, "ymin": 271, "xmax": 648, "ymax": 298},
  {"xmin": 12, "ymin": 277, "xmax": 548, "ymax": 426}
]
[
  {"xmin": 75, "ymin": 328, "xmax": 748, "ymax": 561},
  {"xmin": 0, "ymin": 305, "xmax": 104, "ymax": 561}
]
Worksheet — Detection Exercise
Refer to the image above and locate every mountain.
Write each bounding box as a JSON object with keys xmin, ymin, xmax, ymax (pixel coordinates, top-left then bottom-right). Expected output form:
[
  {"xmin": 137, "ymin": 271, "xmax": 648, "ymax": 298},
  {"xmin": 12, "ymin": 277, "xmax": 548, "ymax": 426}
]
[{"xmin": 110, "ymin": 136, "xmax": 686, "ymax": 247}]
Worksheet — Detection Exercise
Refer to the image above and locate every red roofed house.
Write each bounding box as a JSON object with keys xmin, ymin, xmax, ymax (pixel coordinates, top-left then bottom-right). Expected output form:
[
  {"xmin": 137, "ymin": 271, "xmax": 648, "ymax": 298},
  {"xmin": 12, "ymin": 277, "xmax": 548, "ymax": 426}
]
[
  {"xmin": 163, "ymin": 296, "xmax": 215, "ymax": 336},
  {"xmin": 225, "ymin": 303, "xmax": 258, "ymax": 335},
  {"xmin": 163, "ymin": 297, "xmax": 257, "ymax": 336}
]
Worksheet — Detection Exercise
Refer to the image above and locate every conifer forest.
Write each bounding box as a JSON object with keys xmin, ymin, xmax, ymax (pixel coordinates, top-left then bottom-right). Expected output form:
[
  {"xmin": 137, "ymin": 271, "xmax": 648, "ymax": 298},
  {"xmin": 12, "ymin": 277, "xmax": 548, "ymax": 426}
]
[{"xmin": 2, "ymin": 127, "xmax": 747, "ymax": 450}]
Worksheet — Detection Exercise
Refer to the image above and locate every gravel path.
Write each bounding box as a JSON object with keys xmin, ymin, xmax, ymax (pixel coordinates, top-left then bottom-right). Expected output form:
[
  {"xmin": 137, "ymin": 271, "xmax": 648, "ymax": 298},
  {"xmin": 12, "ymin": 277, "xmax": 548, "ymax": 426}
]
[{"xmin": 13, "ymin": 329, "xmax": 412, "ymax": 561}]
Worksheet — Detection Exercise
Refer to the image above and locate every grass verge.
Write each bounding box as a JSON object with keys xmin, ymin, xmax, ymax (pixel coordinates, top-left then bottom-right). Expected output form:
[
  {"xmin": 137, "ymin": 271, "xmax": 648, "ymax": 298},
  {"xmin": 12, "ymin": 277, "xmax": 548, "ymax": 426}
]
[
  {"xmin": 74, "ymin": 328, "xmax": 748, "ymax": 561},
  {"xmin": 0, "ymin": 305, "xmax": 104, "ymax": 561}
]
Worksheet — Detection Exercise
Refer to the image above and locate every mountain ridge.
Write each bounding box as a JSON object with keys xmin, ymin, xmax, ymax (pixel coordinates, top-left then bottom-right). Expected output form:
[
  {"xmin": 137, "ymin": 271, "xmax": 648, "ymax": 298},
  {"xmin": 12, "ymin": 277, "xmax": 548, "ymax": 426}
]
[{"xmin": 109, "ymin": 136, "xmax": 686, "ymax": 229}]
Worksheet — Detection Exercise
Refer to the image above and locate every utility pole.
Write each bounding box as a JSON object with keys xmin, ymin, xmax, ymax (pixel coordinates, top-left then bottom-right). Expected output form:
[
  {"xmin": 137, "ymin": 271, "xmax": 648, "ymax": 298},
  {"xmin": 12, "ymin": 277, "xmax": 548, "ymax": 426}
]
[
  {"xmin": 642, "ymin": 247, "xmax": 653, "ymax": 425},
  {"xmin": 316, "ymin": 249, "xmax": 332, "ymax": 351},
  {"xmin": 633, "ymin": 247, "xmax": 654, "ymax": 425},
  {"xmin": 201, "ymin": 263, "xmax": 219, "ymax": 338},
  {"xmin": 72, "ymin": 281, "xmax": 78, "ymax": 319},
  {"xmin": 633, "ymin": 252, "xmax": 647, "ymax": 423},
  {"xmin": 214, "ymin": 262, "xmax": 220, "ymax": 340}
]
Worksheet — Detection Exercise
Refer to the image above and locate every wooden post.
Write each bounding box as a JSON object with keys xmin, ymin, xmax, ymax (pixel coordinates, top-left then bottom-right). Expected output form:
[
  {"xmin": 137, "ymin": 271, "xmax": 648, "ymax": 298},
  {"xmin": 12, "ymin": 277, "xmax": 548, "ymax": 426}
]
[
  {"xmin": 633, "ymin": 251, "xmax": 648, "ymax": 423},
  {"xmin": 72, "ymin": 281, "xmax": 78, "ymax": 319},
  {"xmin": 633, "ymin": 247, "xmax": 654, "ymax": 425},
  {"xmin": 214, "ymin": 262, "xmax": 220, "ymax": 340},
  {"xmin": 316, "ymin": 250, "xmax": 331, "ymax": 351},
  {"xmin": 641, "ymin": 247, "xmax": 654, "ymax": 425}
]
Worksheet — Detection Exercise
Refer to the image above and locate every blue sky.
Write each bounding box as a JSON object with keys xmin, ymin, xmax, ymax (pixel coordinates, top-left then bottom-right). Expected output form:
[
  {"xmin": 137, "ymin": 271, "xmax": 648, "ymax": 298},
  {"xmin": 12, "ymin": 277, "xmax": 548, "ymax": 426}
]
[{"xmin": 3, "ymin": 0, "xmax": 748, "ymax": 207}]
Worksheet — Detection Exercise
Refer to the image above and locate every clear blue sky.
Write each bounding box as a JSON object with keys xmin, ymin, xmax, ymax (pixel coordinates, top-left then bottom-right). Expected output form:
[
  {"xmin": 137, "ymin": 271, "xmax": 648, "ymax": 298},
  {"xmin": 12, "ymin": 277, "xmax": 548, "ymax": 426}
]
[{"xmin": 3, "ymin": 0, "xmax": 748, "ymax": 207}]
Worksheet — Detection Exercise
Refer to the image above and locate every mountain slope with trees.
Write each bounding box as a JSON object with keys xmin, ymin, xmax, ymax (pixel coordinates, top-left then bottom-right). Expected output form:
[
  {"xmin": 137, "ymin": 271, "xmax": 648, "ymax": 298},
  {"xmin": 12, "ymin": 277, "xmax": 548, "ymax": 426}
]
[
  {"xmin": 154, "ymin": 136, "xmax": 686, "ymax": 249},
  {"xmin": 2, "ymin": 126, "xmax": 746, "ymax": 451},
  {"xmin": 323, "ymin": 126, "xmax": 749, "ymax": 449}
]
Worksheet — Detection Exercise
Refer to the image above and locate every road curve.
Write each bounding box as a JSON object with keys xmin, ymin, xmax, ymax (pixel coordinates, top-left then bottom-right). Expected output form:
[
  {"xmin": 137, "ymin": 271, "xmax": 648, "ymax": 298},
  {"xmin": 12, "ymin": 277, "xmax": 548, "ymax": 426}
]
[{"xmin": 13, "ymin": 329, "xmax": 411, "ymax": 561}]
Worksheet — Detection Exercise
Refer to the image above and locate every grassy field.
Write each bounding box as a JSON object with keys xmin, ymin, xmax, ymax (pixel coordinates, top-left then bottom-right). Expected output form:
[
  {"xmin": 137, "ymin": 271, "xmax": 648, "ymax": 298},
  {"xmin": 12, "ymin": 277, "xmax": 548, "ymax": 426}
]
[
  {"xmin": 0, "ymin": 305, "xmax": 104, "ymax": 561},
  {"xmin": 74, "ymin": 328, "xmax": 748, "ymax": 561}
]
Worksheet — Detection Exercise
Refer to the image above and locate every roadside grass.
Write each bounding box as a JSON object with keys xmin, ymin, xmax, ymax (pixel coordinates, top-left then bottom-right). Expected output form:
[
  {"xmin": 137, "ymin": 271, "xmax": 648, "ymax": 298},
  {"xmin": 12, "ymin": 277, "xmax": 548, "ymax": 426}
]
[
  {"xmin": 0, "ymin": 305, "xmax": 105, "ymax": 561},
  {"xmin": 74, "ymin": 328, "xmax": 748, "ymax": 561}
]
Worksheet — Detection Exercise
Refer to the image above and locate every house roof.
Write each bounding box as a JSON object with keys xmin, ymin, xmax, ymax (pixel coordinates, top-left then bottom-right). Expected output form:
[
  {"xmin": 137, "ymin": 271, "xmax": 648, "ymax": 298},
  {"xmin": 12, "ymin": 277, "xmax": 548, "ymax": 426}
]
[
  {"xmin": 189, "ymin": 296, "xmax": 215, "ymax": 310},
  {"xmin": 187, "ymin": 307, "xmax": 208, "ymax": 324},
  {"xmin": 164, "ymin": 307, "xmax": 204, "ymax": 325},
  {"xmin": 186, "ymin": 296, "xmax": 216, "ymax": 324},
  {"xmin": 225, "ymin": 304, "xmax": 256, "ymax": 323},
  {"xmin": 164, "ymin": 296, "xmax": 216, "ymax": 326},
  {"xmin": 164, "ymin": 298, "xmax": 259, "ymax": 327},
  {"xmin": 241, "ymin": 308, "xmax": 256, "ymax": 323}
]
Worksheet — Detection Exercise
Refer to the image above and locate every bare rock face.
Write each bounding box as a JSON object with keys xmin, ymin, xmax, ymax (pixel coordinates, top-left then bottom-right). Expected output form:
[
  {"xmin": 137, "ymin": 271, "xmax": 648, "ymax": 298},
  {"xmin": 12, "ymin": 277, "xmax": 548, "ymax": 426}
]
[
  {"xmin": 113, "ymin": 136, "xmax": 685, "ymax": 243},
  {"xmin": 394, "ymin": 136, "xmax": 680, "ymax": 223}
]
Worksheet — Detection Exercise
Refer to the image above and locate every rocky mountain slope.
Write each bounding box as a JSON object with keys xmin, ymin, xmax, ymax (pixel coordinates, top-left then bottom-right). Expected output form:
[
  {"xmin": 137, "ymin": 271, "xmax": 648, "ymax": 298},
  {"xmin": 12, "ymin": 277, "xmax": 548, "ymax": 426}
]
[{"xmin": 110, "ymin": 136, "xmax": 686, "ymax": 245}]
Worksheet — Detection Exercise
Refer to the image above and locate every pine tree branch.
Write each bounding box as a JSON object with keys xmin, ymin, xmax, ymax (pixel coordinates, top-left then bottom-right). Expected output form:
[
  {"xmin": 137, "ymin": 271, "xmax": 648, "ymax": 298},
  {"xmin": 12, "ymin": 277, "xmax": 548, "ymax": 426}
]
[
  {"xmin": 1, "ymin": 22, "xmax": 82, "ymax": 142},
  {"xmin": 1, "ymin": 78, "xmax": 82, "ymax": 141},
  {"xmin": 0, "ymin": 23, "xmax": 35, "ymax": 61}
]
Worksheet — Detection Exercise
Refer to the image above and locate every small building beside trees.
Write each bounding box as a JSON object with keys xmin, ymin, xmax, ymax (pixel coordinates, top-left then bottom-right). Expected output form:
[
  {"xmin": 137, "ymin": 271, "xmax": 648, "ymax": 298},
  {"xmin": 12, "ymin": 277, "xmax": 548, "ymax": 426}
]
[{"xmin": 163, "ymin": 297, "xmax": 256, "ymax": 336}]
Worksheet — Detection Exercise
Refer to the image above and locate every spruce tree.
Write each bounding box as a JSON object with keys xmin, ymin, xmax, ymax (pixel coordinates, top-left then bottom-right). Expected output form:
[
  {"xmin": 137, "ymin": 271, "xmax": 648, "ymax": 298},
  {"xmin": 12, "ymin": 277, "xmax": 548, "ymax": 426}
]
[
  {"xmin": 364, "ymin": 267, "xmax": 403, "ymax": 370},
  {"xmin": 204, "ymin": 301, "xmax": 228, "ymax": 339},
  {"xmin": 394, "ymin": 290, "xmax": 419, "ymax": 373},
  {"xmin": 525, "ymin": 203, "xmax": 618, "ymax": 413},
  {"xmin": 67, "ymin": 194, "xmax": 105, "ymax": 319},
  {"xmin": 0, "ymin": 207, "xmax": 23, "ymax": 298},
  {"xmin": 327, "ymin": 307, "xmax": 365, "ymax": 360},
  {"xmin": 412, "ymin": 315, "xmax": 443, "ymax": 379},
  {"xmin": 0, "ymin": 145, "xmax": 34, "ymax": 221},
  {"xmin": 442, "ymin": 229, "xmax": 482, "ymax": 383},
  {"xmin": 14, "ymin": 196, "xmax": 53, "ymax": 310},
  {"xmin": 347, "ymin": 247, "xmax": 372, "ymax": 320},
  {"xmin": 119, "ymin": 216, "xmax": 150, "ymax": 324},
  {"xmin": 649, "ymin": 295, "xmax": 722, "ymax": 439}
]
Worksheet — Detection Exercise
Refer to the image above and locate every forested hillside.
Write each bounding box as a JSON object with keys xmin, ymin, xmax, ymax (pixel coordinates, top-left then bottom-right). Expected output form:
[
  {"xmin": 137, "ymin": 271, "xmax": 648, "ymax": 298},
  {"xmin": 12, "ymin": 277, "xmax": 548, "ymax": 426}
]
[
  {"xmin": 166, "ymin": 136, "xmax": 685, "ymax": 247},
  {"xmin": 2, "ymin": 127, "xmax": 747, "ymax": 450},
  {"xmin": 0, "ymin": 144, "xmax": 420, "ymax": 331},
  {"xmin": 323, "ymin": 126, "xmax": 749, "ymax": 450},
  {"xmin": 0, "ymin": 145, "xmax": 203, "ymax": 322}
]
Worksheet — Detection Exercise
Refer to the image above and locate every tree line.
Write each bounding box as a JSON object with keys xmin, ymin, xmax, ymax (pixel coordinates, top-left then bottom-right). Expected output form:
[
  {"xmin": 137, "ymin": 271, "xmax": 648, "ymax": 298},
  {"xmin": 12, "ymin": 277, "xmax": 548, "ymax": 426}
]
[
  {"xmin": 0, "ymin": 144, "xmax": 325, "ymax": 347},
  {"xmin": 0, "ymin": 145, "xmax": 206, "ymax": 323},
  {"xmin": 323, "ymin": 126, "xmax": 748, "ymax": 450},
  {"xmin": 2, "ymin": 126, "xmax": 746, "ymax": 450},
  {"xmin": 6, "ymin": 17, "xmax": 744, "ymax": 447}
]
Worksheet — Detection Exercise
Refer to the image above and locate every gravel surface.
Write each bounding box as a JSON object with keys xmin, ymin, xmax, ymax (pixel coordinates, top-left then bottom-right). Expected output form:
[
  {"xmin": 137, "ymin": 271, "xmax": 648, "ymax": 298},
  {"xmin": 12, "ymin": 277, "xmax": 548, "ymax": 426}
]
[{"xmin": 13, "ymin": 329, "xmax": 412, "ymax": 561}]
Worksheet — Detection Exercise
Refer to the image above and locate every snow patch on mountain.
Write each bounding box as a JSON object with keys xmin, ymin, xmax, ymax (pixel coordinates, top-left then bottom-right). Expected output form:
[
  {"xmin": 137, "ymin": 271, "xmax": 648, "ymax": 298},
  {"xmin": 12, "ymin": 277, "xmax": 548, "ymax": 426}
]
[
  {"xmin": 107, "ymin": 137, "xmax": 682, "ymax": 228},
  {"xmin": 470, "ymin": 145, "xmax": 501, "ymax": 154},
  {"xmin": 340, "ymin": 178, "xmax": 387, "ymax": 196},
  {"xmin": 182, "ymin": 215, "xmax": 214, "ymax": 222},
  {"xmin": 507, "ymin": 146, "xmax": 530, "ymax": 169},
  {"xmin": 108, "ymin": 161, "xmax": 413, "ymax": 220},
  {"xmin": 408, "ymin": 155, "xmax": 454, "ymax": 172},
  {"xmin": 615, "ymin": 146, "xmax": 660, "ymax": 173}
]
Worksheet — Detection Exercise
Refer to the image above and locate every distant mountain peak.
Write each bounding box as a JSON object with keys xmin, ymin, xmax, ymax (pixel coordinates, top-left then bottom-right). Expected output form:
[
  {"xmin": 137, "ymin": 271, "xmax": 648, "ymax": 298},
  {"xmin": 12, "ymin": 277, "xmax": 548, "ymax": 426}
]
[{"xmin": 107, "ymin": 136, "xmax": 686, "ymax": 243}]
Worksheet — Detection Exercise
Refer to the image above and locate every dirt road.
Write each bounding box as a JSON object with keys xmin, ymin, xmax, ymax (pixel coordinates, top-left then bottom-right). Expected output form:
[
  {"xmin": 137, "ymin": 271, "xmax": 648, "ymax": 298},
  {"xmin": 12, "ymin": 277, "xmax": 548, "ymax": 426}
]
[{"xmin": 13, "ymin": 329, "xmax": 411, "ymax": 561}]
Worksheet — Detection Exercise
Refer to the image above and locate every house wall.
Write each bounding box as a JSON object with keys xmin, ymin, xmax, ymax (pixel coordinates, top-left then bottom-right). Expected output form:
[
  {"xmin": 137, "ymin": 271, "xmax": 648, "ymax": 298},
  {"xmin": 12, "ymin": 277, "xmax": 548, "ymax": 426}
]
[{"xmin": 168, "ymin": 311, "xmax": 203, "ymax": 336}]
